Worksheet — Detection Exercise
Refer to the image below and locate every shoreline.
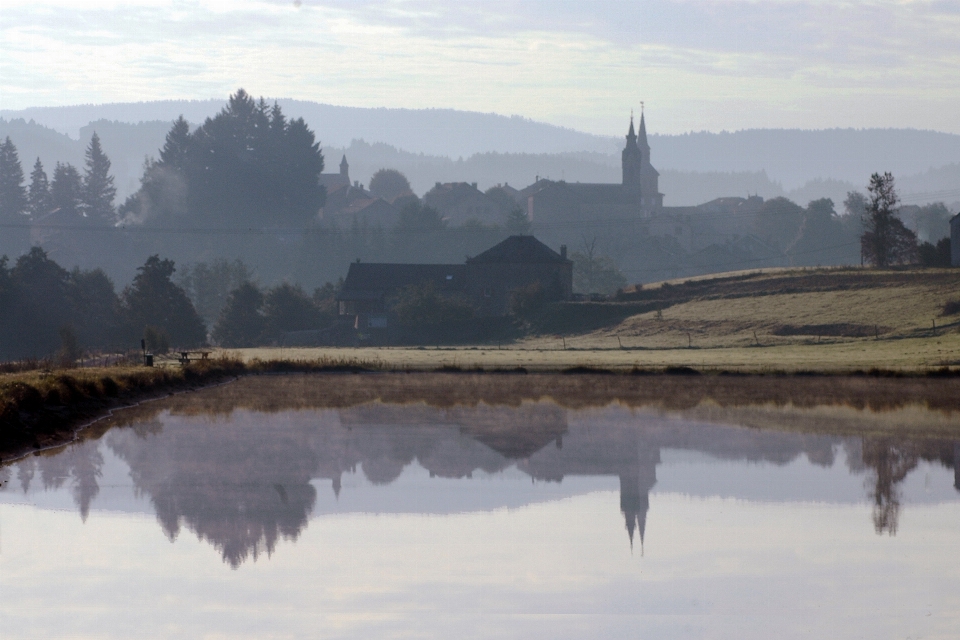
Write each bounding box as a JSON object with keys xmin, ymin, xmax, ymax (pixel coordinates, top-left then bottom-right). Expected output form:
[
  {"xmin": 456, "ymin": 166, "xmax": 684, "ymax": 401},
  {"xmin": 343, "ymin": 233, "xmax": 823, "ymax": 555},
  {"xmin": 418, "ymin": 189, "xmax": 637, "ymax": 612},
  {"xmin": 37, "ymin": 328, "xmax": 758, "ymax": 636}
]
[{"xmin": 3, "ymin": 357, "xmax": 960, "ymax": 461}]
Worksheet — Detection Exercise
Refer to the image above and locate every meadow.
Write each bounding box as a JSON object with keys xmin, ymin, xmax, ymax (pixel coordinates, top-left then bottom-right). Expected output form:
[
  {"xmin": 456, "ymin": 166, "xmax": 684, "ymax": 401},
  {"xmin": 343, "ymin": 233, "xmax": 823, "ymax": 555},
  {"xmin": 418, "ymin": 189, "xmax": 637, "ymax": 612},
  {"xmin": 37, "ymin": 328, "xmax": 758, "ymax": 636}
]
[{"xmin": 234, "ymin": 267, "xmax": 960, "ymax": 372}]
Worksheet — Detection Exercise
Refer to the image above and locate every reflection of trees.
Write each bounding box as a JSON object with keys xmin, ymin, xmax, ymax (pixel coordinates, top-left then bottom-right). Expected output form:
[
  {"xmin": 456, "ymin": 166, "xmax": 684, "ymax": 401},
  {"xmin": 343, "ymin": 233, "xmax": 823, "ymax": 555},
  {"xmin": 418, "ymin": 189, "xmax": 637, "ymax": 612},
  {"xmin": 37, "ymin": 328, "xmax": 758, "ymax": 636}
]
[
  {"xmin": 862, "ymin": 438, "xmax": 918, "ymax": 535},
  {"xmin": 108, "ymin": 411, "xmax": 322, "ymax": 568},
  {"xmin": 5, "ymin": 386, "xmax": 959, "ymax": 565},
  {"xmin": 13, "ymin": 440, "xmax": 105, "ymax": 520},
  {"xmin": 860, "ymin": 437, "xmax": 958, "ymax": 536}
]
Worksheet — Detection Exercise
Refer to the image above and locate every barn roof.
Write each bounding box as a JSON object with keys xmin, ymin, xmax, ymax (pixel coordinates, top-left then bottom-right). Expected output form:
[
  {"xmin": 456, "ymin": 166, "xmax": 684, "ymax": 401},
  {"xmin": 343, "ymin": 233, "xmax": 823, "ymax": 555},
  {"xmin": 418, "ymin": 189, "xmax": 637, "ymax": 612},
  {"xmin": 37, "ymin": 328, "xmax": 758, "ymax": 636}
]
[
  {"xmin": 338, "ymin": 263, "xmax": 466, "ymax": 301},
  {"xmin": 467, "ymin": 235, "xmax": 569, "ymax": 264}
]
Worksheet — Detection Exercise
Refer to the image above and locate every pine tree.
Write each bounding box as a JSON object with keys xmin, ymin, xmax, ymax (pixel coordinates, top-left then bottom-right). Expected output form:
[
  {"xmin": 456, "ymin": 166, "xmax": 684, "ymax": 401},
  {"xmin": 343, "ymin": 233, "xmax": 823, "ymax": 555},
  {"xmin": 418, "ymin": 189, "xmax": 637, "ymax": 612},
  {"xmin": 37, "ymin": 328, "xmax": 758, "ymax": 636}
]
[
  {"xmin": 122, "ymin": 255, "xmax": 206, "ymax": 347},
  {"xmin": 51, "ymin": 162, "xmax": 83, "ymax": 216},
  {"xmin": 27, "ymin": 158, "xmax": 51, "ymax": 218},
  {"xmin": 159, "ymin": 116, "xmax": 192, "ymax": 169},
  {"xmin": 82, "ymin": 133, "xmax": 117, "ymax": 224},
  {"xmin": 0, "ymin": 137, "xmax": 28, "ymax": 221}
]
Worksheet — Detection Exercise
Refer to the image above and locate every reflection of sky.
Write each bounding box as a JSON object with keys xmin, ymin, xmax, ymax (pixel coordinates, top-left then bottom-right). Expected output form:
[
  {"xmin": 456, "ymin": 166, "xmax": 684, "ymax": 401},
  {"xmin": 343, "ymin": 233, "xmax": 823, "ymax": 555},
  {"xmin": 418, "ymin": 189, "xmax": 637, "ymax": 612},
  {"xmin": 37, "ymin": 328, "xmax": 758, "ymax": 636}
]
[
  {"xmin": 3, "ymin": 492, "xmax": 959, "ymax": 638},
  {"xmin": 1, "ymin": 402, "xmax": 959, "ymax": 638},
  {"xmin": 1, "ymin": 1, "xmax": 958, "ymax": 133}
]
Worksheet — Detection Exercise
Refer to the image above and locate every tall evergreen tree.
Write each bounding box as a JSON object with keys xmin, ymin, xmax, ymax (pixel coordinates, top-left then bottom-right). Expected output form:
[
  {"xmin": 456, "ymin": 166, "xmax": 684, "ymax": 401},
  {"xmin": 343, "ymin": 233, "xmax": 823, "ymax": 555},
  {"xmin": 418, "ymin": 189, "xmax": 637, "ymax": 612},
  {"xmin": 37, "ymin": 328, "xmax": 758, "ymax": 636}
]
[
  {"xmin": 28, "ymin": 158, "xmax": 52, "ymax": 218},
  {"xmin": 122, "ymin": 255, "xmax": 206, "ymax": 347},
  {"xmin": 0, "ymin": 137, "xmax": 28, "ymax": 221},
  {"xmin": 158, "ymin": 116, "xmax": 192, "ymax": 169},
  {"xmin": 82, "ymin": 132, "xmax": 116, "ymax": 224},
  {"xmin": 51, "ymin": 162, "xmax": 83, "ymax": 216},
  {"xmin": 212, "ymin": 281, "xmax": 265, "ymax": 347}
]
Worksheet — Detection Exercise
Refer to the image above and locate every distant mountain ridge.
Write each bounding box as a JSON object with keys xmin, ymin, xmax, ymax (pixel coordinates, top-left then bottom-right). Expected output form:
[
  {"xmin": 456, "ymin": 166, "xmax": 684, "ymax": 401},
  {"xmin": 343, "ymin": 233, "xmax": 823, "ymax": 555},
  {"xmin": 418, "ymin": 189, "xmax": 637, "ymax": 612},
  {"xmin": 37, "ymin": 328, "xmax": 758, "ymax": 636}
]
[{"xmin": 2, "ymin": 99, "xmax": 958, "ymax": 207}]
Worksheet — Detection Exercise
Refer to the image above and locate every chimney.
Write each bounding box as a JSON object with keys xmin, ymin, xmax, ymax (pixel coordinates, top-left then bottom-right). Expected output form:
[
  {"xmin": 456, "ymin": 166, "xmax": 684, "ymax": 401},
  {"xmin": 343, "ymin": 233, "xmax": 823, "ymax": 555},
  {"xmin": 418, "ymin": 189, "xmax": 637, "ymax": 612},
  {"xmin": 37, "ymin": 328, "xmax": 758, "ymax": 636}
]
[
  {"xmin": 472, "ymin": 182, "xmax": 478, "ymax": 189},
  {"xmin": 560, "ymin": 245, "xmax": 567, "ymax": 260}
]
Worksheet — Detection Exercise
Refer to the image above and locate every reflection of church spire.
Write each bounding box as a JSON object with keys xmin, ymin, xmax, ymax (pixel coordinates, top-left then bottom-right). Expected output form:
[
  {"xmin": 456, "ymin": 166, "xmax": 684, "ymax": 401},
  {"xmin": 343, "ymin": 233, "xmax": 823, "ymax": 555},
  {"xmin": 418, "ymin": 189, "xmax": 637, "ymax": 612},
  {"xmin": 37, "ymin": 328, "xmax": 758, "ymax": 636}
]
[
  {"xmin": 620, "ymin": 473, "xmax": 649, "ymax": 551},
  {"xmin": 332, "ymin": 473, "xmax": 341, "ymax": 499},
  {"xmin": 619, "ymin": 445, "xmax": 659, "ymax": 551}
]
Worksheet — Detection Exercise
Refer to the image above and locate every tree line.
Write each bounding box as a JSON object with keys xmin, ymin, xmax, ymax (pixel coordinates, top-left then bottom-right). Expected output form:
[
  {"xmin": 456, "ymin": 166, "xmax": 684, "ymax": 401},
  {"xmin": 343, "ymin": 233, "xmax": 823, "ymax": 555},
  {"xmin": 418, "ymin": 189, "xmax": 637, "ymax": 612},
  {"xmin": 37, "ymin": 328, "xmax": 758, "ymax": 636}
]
[{"xmin": 0, "ymin": 248, "xmax": 342, "ymax": 362}]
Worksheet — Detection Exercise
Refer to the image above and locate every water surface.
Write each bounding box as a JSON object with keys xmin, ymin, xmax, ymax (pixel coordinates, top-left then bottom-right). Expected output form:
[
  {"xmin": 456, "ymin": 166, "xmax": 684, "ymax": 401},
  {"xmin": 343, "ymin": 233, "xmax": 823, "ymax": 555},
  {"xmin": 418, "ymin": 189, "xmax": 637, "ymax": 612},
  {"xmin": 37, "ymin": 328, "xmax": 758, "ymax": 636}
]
[{"xmin": 1, "ymin": 376, "xmax": 959, "ymax": 639}]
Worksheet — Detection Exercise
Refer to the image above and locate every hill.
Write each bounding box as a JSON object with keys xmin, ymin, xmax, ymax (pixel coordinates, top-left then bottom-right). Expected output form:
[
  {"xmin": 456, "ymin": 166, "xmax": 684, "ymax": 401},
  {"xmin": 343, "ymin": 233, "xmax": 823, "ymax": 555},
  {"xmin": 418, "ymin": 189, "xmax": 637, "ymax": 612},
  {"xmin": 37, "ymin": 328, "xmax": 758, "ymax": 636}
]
[
  {"xmin": 3, "ymin": 99, "xmax": 959, "ymax": 194},
  {"xmin": 534, "ymin": 268, "xmax": 960, "ymax": 354}
]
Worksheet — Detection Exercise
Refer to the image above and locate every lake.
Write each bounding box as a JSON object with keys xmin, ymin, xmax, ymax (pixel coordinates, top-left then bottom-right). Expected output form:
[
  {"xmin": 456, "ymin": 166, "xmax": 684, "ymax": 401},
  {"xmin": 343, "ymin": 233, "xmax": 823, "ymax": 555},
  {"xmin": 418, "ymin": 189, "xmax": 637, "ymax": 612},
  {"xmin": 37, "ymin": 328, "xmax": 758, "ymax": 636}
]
[{"xmin": 1, "ymin": 375, "xmax": 958, "ymax": 639}]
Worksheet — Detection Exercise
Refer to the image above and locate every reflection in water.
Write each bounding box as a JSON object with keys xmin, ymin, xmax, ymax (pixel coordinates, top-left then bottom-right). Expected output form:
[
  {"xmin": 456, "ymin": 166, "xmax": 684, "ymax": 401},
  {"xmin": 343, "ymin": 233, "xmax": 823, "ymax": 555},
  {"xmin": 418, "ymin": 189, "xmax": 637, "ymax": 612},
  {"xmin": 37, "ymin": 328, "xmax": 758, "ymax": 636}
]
[{"xmin": 2, "ymin": 388, "xmax": 959, "ymax": 568}]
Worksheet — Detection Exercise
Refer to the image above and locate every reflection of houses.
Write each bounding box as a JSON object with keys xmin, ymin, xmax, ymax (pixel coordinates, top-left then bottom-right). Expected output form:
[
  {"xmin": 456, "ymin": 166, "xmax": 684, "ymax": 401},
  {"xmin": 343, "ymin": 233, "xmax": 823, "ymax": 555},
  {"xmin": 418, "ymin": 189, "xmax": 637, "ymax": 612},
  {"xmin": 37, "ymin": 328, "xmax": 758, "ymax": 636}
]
[
  {"xmin": 337, "ymin": 234, "xmax": 573, "ymax": 328},
  {"xmin": 12, "ymin": 390, "xmax": 959, "ymax": 567},
  {"xmin": 319, "ymin": 155, "xmax": 400, "ymax": 228}
]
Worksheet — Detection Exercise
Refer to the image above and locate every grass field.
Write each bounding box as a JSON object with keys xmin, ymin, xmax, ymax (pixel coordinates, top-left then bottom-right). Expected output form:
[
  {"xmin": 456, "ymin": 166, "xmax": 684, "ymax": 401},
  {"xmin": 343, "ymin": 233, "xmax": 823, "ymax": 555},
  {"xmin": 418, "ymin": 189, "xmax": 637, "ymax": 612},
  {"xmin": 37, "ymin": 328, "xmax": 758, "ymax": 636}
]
[{"xmin": 230, "ymin": 267, "xmax": 960, "ymax": 372}]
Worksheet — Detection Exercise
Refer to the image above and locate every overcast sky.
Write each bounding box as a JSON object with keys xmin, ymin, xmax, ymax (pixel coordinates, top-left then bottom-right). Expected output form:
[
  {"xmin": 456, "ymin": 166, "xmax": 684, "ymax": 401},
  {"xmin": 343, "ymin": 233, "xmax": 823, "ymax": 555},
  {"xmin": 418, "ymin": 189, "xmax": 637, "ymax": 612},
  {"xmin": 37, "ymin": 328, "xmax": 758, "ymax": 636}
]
[{"xmin": 1, "ymin": 0, "xmax": 958, "ymax": 135}]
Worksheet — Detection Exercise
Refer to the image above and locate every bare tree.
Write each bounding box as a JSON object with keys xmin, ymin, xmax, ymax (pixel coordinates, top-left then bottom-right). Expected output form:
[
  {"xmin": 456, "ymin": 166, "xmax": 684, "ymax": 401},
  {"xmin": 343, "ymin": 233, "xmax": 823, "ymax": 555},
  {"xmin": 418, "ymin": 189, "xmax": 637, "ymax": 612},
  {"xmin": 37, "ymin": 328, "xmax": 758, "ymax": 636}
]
[{"xmin": 860, "ymin": 172, "xmax": 917, "ymax": 267}]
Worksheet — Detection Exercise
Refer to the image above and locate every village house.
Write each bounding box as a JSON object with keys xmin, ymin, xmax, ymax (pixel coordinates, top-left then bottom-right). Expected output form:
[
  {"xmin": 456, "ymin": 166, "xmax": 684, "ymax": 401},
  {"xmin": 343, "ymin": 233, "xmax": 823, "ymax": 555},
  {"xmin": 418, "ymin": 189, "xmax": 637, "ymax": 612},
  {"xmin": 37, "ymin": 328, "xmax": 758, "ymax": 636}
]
[
  {"xmin": 337, "ymin": 235, "xmax": 572, "ymax": 331},
  {"xmin": 423, "ymin": 181, "xmax": 509, "ymax": 226},
  {"xmin": 318, "ymin": 155, "xmax": 401, "ymax": 227}
]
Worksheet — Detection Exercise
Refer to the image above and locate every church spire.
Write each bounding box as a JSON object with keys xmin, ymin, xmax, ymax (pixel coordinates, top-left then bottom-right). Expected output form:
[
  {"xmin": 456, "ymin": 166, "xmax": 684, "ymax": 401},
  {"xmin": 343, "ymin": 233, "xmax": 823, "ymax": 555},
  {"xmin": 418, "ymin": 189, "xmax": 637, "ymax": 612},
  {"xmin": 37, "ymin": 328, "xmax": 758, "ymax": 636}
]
[
  {"xmin": 626, "ymin": 111, "xmax": 637, "ymax": 145},
  {"xmin": 638, "ymin": 108, "xmax": 649, "ymax": 151}
]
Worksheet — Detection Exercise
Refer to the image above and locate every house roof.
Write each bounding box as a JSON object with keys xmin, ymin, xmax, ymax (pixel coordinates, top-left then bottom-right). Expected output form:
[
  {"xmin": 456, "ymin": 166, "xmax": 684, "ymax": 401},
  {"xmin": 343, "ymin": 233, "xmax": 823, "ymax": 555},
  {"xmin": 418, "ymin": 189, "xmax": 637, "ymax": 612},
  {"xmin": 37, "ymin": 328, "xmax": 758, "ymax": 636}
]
[
  {"xmin": 338, "ymin": 263, "xmax": 466, "ymax": 301},
  {"xmin": 467, "ymin": 235, "xmax": 569, "ymax": 264}
]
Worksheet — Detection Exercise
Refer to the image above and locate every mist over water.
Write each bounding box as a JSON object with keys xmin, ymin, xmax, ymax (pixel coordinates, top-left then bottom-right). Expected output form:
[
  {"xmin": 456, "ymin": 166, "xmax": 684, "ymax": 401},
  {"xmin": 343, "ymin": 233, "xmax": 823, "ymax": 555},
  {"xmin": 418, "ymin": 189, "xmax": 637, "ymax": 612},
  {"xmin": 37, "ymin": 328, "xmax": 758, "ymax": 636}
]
[{"xmin": 2, "ymin": 377, "xmax": 958, "ymax": 638}]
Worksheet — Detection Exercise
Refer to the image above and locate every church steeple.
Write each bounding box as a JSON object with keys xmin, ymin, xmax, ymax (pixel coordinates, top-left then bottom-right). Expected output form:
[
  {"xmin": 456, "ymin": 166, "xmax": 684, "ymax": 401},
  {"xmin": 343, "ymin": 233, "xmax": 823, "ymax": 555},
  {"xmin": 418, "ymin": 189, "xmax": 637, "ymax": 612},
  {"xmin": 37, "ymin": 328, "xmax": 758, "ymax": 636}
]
[
  {"xmin": 622, "ymin": 112, "xmax": 642, "ymax": 187},
  {"xmin": 339, "ymin": 154, "xmax": 349, "ymax": 178},
  {"xmin": 638, "ymin": 108, "xmax": 649, "ymax": 151}
]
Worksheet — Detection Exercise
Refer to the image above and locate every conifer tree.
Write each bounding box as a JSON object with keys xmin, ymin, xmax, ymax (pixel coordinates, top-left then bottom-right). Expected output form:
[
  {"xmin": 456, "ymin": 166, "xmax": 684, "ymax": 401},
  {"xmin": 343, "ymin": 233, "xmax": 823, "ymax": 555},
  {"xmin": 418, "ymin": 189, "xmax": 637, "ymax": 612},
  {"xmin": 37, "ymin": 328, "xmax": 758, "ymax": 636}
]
[
  {"xmin": 82, "ymin": 133, "xmax": 117, "ymax": 224},
  {"xmin": 51, "ymin": 162, "xmax": 83, "ymax": 216},
  {"xmin": 0, "ymin": 137, "xmax": 28, "ymax": 221},
  {"xmin": 158, "ymin": 116, "xmax": 191, "ymax": 169},
  {"xmin": 27, "ymin": 158, "xmax": 52, "ymax": 218}
]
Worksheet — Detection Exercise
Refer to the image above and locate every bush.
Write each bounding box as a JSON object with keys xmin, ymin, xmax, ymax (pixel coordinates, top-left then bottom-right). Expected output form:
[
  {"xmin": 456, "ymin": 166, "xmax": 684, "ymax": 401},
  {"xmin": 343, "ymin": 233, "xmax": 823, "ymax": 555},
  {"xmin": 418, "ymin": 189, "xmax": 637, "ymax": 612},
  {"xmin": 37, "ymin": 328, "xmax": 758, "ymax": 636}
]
[
  {"xmin": 918, "ymin": 238, "xmax": 951, "ymax": 267},
  {"xmin": 510, "ymin": 282, "xmax": 548, "ymax": 320},
  {"xmin": 144, "ymin": 325, "xmax": 170, "ymax": 354},
  {"xmin": 390, "ymin": 282, "xmax": 474, "ymax": 332}
]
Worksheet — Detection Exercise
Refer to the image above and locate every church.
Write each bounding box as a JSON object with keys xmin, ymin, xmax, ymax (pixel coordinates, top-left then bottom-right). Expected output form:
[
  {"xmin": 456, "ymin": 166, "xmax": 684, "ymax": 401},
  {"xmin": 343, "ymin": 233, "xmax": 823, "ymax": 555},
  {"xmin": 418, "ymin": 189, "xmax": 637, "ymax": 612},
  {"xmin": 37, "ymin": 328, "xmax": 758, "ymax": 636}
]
[{"xmin": 521, "ymin": 111, "xmax": 663, "ymax": 225}]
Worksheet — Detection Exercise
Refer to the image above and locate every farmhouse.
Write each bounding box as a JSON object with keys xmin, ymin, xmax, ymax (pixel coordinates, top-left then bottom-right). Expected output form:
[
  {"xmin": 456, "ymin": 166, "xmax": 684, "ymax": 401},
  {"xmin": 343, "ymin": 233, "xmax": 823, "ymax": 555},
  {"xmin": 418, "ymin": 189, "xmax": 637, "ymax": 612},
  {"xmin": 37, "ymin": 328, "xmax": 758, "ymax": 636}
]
[{"xmin": 337, "ymin": 235, "xmax": 573, "ymax": 330}]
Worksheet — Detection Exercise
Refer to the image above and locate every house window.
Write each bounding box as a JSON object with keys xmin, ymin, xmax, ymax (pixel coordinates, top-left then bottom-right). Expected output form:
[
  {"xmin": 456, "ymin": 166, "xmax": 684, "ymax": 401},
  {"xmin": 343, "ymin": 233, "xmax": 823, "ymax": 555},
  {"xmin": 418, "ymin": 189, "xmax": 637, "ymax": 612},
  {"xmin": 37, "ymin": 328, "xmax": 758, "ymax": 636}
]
[
  {"xmin": 368, "ymin": 315, "xmax": 388, "ymax": 329},
  {"xmin": 446, "ymin": 274, "xmax": 453, "ymax": 280}
]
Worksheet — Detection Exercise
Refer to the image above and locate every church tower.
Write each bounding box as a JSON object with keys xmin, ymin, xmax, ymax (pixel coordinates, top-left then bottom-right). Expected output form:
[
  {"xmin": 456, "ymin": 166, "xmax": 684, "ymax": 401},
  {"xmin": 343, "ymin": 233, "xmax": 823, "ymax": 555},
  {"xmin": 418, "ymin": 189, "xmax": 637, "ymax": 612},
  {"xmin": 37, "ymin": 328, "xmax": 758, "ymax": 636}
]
[
  {"xmin": 637, "ymin": 109, "xmax": 663, "ymax": 212},
  {"xmin": 622, "ymin": 115, "xmax": 643, "ymax": 187}
]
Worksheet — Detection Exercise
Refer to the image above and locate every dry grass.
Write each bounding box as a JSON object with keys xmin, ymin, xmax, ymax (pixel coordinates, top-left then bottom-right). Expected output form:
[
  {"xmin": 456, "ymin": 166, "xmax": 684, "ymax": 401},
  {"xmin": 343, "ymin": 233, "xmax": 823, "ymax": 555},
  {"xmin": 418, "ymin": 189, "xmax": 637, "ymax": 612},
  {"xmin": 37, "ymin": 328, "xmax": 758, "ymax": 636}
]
[
  {"xmin": 100, "ymin": 374, "xmax": 960, "ymax": 440},
  {"xmin": 224, "ymin": 332, "xmax": 960, "ymax": 374},
  {"xmin": 230, "ymin": 268, "xmax": 960, "ymax": 371}
]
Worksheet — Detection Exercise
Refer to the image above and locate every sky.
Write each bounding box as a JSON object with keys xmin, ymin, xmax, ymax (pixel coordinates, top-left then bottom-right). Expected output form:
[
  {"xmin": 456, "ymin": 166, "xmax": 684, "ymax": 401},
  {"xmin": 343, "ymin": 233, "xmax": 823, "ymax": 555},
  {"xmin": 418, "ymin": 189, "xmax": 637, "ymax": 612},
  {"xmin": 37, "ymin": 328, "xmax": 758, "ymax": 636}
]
[{"xmin": 1, "ymin": 0, "xmax": 958, "ymax": 135}]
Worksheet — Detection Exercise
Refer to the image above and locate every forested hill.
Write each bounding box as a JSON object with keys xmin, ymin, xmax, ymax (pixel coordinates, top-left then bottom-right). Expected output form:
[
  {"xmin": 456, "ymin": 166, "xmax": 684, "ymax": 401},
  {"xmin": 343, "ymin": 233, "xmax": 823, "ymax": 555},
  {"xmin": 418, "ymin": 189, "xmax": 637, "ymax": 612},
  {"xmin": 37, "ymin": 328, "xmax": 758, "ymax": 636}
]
[
  {"xmin": 2, "ymin": 99, "xmax": 959, "ymax": 205},
  {"xmin": 4, "ymin": 100, "xmax": 960, "ymax": 186}
]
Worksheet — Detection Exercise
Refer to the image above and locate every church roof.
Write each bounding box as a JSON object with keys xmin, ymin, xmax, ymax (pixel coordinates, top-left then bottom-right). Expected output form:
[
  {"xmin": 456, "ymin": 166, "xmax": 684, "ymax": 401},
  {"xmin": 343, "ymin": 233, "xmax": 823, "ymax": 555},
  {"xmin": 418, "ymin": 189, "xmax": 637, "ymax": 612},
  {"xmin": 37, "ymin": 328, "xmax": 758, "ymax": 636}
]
[{"xmin": 467, "ymin": 235, "xmax": 569, "ymax": 264}]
